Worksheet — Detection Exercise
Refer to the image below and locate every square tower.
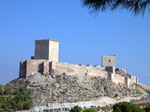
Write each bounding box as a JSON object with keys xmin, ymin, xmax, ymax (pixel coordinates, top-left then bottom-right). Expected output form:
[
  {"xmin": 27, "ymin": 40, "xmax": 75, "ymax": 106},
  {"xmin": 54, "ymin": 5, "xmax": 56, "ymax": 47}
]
[
  {"xmin": 34, "ymin": 39, "xmax": 59, "ymax": 62},
  {"xmin": 102, "ymin": 56, "xmax": 116, "ymax": 67}
]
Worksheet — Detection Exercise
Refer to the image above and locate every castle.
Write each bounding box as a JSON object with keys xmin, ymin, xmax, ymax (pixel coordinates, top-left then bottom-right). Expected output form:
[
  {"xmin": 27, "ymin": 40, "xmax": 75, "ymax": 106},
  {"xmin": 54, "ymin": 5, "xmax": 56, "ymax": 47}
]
[{"xmin": 19, "ymin": 39, "xmax": 138, "ymax": 86}]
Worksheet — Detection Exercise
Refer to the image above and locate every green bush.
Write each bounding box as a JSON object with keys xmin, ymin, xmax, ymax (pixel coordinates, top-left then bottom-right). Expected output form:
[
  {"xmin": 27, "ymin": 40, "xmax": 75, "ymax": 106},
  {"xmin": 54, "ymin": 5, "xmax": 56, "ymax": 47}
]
[
  {"xmin": 83, "ymin": 108, "xmax": 97, "ymax": 112},
  {"xmin": 0, "ymin": 109, "xmax": 5, "ymax": 112},
  {"xmin": 0, "ymin": 86, "xmax": 33, "ymax": 111},
  {"xmin": 4, "ymin": 87, "xmax": 12, "ymax": 95},
  {"xmin": 113, "ymin": 102, "xmax": 145, "ymax": 112},
  {"xmin": 0, "ymin": 96, "xmax": 7, "ymax": 108},
  {"xmin": 70, "ymin": 106, "xmax": 82, "ymax": 112},
  {"xmin": 144, "ymin": 104, "xmax": 150, "ymax": 112},
  {"xmin": 23, "ymin": 101, "xmax": 33, "ymax": 110},
  {"xmin": 0, "ymin": 85, "xmax": 3, "ymax": 95}
]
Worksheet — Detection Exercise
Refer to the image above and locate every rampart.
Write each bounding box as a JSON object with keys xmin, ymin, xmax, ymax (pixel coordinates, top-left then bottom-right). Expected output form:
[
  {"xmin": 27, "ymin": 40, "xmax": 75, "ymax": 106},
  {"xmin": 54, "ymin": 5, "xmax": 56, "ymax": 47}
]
[{"xmin": 19, "ymin": 60, "xmax": 138, "ymax": 86}]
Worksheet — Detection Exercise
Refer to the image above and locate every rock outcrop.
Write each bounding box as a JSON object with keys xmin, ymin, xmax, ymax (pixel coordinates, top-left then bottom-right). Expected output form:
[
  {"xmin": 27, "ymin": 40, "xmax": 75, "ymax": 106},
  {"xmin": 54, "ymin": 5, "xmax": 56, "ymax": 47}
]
[{"xmin": 7, "ymin": 73, "xmax": 147, "ymax": 106}]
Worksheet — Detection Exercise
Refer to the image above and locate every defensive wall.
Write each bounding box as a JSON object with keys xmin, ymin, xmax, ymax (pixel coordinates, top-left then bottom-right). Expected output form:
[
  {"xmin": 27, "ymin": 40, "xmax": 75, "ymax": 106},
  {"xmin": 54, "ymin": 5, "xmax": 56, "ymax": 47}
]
[{"xmin": 19, "ymin": 60, "xmax": 138, "ymax": 86}]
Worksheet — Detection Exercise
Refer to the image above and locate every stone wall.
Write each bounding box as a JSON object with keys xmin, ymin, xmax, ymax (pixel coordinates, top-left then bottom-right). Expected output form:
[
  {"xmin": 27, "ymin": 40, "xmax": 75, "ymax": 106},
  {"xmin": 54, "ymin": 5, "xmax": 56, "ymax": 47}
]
[
  {"xmin": 113, "ymin": 74, "xmax": 125, "ymax": 84},
  {"xmin": 54, "ymin": 62, "xmax": 108, "ymax": 78},
  {"xmin": 19, "ymin": 61, "xmax": 27, "ymax": 78},
  {"xmin": 49, "ymin": 40, "xmax": 59, "ymax": 62},
  {"xmin": 19, "ymin": 60, "xmax": 51, "ymax": 78},
  {"xmin": 105, "ymin": 66, "xmax": 115, "ymax": 73},
  {"xmin": 19, "ymin": 60, "xmax": 138, "ymax": 86},
  {"xmin": 34, "ymin": 39, "xmax": 59, "ymax": 62},
  {"xmin": 130, "ymin": 76, "xmax": 138, "ymax": 84},
  {"xmin": 35, "ymin": 39, "xmax": 50, "ymax": 60}
]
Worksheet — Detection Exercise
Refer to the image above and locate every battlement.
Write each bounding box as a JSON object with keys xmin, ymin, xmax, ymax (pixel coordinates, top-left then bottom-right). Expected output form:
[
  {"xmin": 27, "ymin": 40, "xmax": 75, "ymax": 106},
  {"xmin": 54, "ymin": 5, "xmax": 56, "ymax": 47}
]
[{"xmin": 35, "ymin": 39, "xmax": 58, "ymax": 42}]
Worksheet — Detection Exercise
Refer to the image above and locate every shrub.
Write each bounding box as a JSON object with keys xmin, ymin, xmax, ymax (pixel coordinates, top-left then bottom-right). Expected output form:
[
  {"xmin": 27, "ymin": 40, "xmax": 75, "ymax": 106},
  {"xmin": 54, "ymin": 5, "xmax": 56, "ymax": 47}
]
[
  {"xmin": 0, "ymin": 86, "xmax": 33, "ymax": 111},
  {"xmin": 23, "ymin": 101, "xmax": 33, "ymax": 110},
  {"xmin": 0, "ymin": 109, "xmax": 5, "ymax": 112},
  {"xmin": 16, "ymin": 102, "xmax": 23, "ymax": 110},
  {"xmin": 83, "ymin": 108, "xmax": 97, "ymax": 112},
  {"xmin": 144, "ymin": 104, "xmax": 150, "ymax": 112},
  {"xmin": 70, "ymin": 106, "xmax": 82, "ymax": 112},
  {"xmin": 0, "ymin": 96, "xmax": 7, "ymax": 107},
  {"xmin": 4, "ymin": 87, "xmax": 12, "ymax": 95},
  {"xmin": 0, "ymin": 85, "xmax": 3, "ymax": 95},
  {"xmin": 113, "ymin": 102, "xmax": 145, "ymax": 112}
]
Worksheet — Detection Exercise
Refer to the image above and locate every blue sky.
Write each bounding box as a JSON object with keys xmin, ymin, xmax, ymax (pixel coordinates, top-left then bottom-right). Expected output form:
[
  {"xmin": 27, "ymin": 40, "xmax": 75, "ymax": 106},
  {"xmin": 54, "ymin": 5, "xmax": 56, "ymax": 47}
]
[{"xmin": 0, "ymin": 0, "xmax": 150, "ymax": 85}]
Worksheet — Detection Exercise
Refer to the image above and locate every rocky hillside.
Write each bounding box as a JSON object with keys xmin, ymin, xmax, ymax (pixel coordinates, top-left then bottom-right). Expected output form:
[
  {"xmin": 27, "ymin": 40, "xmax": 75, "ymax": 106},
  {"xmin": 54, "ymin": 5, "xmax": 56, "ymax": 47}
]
[{"xmin": 7, "ymin": 73, "xmax": 147, "ymax": 106}]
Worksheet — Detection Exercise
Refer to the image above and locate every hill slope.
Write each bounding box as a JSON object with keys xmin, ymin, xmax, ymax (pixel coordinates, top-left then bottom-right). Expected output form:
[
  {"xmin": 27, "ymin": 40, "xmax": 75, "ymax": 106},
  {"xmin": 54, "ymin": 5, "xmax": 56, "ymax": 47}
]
[{"xmin": 7, "ymin": 73, "xmax": 147, "ymax": 106}]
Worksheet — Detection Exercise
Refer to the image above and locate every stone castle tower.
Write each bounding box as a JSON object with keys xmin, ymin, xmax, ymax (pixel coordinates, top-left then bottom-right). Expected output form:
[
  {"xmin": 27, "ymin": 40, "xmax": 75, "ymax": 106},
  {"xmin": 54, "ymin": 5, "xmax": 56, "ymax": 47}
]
[
  {"xmin": 35, "ymin": 39, "xmax": 59, "ymax": 62},
  {"xmin": 19, "ymin": 39, "xmax": 59, "ymax": 78},
  {"xmin": 102, "ymin": 56, "xmax": 116, "ymax": 68}
]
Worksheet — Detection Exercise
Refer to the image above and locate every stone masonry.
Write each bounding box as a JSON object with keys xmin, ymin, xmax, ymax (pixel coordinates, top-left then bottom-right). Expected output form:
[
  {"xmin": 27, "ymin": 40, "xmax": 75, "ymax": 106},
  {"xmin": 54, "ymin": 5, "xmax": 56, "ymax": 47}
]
[
  {"xmin": 35, "ymin": 39, "xmax": 59, "ymax": 62},
  {"xmin": 102, "ymin": 56, "xmax": 116, "ymax": 68}
]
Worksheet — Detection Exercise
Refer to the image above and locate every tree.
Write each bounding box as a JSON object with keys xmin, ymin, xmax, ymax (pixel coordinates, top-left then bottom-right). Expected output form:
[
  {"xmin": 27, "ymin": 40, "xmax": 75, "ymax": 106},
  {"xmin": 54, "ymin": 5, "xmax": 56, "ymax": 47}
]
[
  {"xmin": 81, "ymin": 0, "xmax": 150, "ymax": 15},
  {"xmin": 113, "ymin": 102, "xmax": 145, "ymax": 112}
]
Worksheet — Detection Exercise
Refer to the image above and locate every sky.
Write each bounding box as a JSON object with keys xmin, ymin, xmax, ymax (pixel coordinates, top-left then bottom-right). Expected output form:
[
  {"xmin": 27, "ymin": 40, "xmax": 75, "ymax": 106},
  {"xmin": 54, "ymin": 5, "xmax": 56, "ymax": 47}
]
[{"xmin": 0, "ymin": 0, "xmax": 150, "ymax": 85}]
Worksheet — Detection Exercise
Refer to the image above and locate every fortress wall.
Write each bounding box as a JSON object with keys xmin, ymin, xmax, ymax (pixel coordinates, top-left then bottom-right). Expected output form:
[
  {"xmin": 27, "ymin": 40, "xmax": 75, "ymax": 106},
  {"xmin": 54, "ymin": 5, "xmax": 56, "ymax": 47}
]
[
  {"xmin": 113, "ymin": 74, "xmax": 125, "ymax": 84},
  {"xmin": 19, "ymin": 61, "xmax": 27, "ymax": 78},
  {"xmin": 125, "ymin": 77, "xmax": 131, "ymax": 86},
  {"xmin": 130, "ymin": 76, "xmax": 138, "ymax": 84},
  {"xmin": 86, "ymin": 68, "xmax": 108, "ymax": 78},
  {"xmin": 26, "ymin": 60, "xmax": 44, "ymax": 77},
  {"xmin": 19, "ymin": 60, "xmax": 137, "ymax": 86},
  {"xmin": 54, "ymin": 62, "xmax": 108, "ymax": 78},
  {"xmin": 55, "ymin": 62, "xmax": 90, "ymax": 75}
]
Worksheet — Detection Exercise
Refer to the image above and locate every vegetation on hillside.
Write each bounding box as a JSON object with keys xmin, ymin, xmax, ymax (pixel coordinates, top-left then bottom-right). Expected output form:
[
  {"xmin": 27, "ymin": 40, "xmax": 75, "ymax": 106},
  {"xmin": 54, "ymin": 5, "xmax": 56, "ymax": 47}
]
[
  {"xmin": 144, "ymin": 104, "xmax": 150, "ymax": 112},
  {"xmin": 70, "ymin": 105, "xmax": 82, "ymax": 112},
  {"xmin": 70, "ymin": 102, "xmax": 150, "ymax": 112},
  {"xmin": 70, "ymin": 106, "xmax": 97, "ymax": 112},
  {"xmin": 113, "ymin": 102, "xmax": 146, "ymax": 112},
  {"xmin": 0, "ymin": 85, "xmax": 33, "ymax": 112},
  {"xmin": 83, "ymin": 108, "xmax": 97, "ymax": 112}
]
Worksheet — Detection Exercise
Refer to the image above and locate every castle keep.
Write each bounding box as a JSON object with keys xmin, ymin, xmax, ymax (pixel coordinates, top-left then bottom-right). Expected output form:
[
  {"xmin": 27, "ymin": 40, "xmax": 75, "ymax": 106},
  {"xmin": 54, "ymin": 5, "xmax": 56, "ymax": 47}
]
[
  {"xmin": 35, "ymin": 39, "xmax": 59, "ymax": 61},
  {"xmin": 19, "ymin": 39, "xmax": 138, "ymax": 86}
]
